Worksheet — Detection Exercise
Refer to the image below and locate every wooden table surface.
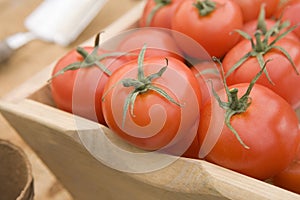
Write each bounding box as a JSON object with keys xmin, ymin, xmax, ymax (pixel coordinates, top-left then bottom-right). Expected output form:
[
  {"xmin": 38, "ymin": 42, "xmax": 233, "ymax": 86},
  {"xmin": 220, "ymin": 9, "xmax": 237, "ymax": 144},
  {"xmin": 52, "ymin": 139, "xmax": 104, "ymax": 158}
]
[{"xmin": 0, "ymin": 0, "xmax": 140, "ymax": 199}]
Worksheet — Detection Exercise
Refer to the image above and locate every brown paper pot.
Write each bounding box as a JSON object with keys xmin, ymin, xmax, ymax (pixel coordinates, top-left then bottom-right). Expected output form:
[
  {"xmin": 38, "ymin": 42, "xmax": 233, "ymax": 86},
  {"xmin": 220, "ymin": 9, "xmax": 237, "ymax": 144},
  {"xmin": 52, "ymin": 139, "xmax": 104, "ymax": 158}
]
[{"xmin": 0, "ymin": 140, "xmax": 34, "ymax": 200}]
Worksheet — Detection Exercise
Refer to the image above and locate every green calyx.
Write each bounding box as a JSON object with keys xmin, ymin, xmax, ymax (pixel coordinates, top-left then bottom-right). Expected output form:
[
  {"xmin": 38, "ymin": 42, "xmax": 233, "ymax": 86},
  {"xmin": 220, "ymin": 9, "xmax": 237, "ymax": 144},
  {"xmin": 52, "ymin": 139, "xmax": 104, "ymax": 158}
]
[
  {"xmin": 226, "ymin": 6, "xmax": 299, "ymax": 83},
  {"xmin": 146, "ymin": 0, "xmax": 172, "ymax": 26},
  {"xmin": 49, "ymin": 33, "xmax": 127, "ymax": 81},
  {"xmin": 212, "ymin": 57, "xmax": 270, "ymax": 149},
  {"xmin": 103, "ymin": 44, "xmax": 183, "ymax": 128},
  {"xmin": 193, "ymin": 0, "xmax": 216, "ymax": 16}
]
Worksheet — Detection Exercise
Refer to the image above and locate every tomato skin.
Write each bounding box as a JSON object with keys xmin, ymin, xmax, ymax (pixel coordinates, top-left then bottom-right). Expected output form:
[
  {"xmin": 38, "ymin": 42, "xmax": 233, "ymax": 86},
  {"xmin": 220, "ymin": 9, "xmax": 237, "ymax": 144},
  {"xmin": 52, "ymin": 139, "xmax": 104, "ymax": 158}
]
[
  {"xmin": 171, "ymin": 0, "xmax": 243, "ymax": 58},
  {"xmin": 139, "ymin": 0, "xmax": 183, "ymax": 29},
  {"xmin": 198, "ymin": 83, "xmax": 300, "ymax": 180},
  {"xmin": 222, "ymin": 37, "xmax": 300, "ymax": 109},
  {"xmin": 231, "ymin": 0, "xmax": 280, "ymax": 22},
  {"xmin": 50, "ymin": 47, "xmax": 129, "ymax": 124},
  {"xmin": 102, "ymin": 56, "xmax": 202, "ymax": 151},
  {"xmin": 117, "ymin": 28, "xmax": 184, "ymax": 62},
  {"xmin": 275, "ymin": 0, "xmax": 300, "ymax": 39},
  {"xmin": 273, "ymin": 145, "xmax": 300, "ymax": 194}
]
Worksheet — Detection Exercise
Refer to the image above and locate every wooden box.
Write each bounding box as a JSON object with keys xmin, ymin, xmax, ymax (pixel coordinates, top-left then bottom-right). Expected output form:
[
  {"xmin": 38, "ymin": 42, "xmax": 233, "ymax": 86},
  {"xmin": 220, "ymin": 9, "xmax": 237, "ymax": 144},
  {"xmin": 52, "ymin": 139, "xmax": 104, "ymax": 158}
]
[{"xmin": 1, "ymin": 1, "xmax": 299, "ymax": 200}]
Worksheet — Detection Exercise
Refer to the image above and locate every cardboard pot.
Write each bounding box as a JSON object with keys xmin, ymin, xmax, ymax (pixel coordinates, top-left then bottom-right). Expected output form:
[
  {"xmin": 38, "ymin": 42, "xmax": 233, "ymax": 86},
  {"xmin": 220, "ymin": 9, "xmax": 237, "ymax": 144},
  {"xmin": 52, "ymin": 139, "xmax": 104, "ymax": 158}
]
[{"xmin": 0, "ymin": 139, "xmax": 34, "ymax": 200}]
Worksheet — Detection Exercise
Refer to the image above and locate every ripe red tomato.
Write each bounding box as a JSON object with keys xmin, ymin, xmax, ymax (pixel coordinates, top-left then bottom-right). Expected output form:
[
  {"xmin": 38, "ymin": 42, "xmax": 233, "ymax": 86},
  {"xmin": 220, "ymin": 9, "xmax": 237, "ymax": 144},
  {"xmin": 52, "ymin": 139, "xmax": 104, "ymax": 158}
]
[
  {"xmin": 198, "ymin": 83, "xmax": 300, "ymax": 180},
  {"xmin": 222, "ymin": 37, "xmax": 300, "ymax": 109},
  {"xmin": 171, "ymin": 0, "xmax": 243, "ymax": 58},
  {"xmin": 275, "ymin": 0, "xmax": 300, "ymax": 39},
  {"xmin": 272, "ymin": 144, "xmax": 300, "ymax": 194},
  {"xmin": 231, "ymin": 0, "xmax": 280, "ymax": 22},
  {"xmin": 117, "ymin": 28, "xmax": 184, "ymax": 62},
  {"xmin": 50, "ymin": 46, "xmax": 129, "ymax": 124},
  {"xmin": 102, "ymin": 54, "xmax": 202, "ymax": 152},
  {"xmin": 139, "ymin": 0, "xmax": 183, "ymax": 29}
]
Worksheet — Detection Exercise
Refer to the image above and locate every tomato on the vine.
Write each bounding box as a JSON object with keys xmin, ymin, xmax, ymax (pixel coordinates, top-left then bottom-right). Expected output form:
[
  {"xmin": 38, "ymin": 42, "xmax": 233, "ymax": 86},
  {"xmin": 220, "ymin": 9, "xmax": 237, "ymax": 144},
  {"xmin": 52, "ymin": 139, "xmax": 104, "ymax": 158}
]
[
  {"xmin": 240, "ymin": 5, "xmax": 299, "ymax": 42},
  {"xmin": 171, "ymin": 0, "xmax": 243, "ymax": 58},
  {"xmin": 198, "ymin": 82, "xmax": 300, "ymax": 180},
  {"xmin": 222, "ymin": 23, "xmax": 300, "ymax": 109},
  {"xmin": 139, "ymin": 0, "xmax": 183, "ymax": 29},
  {"xmin": 50, "ymin": 35, "xmax": 130, "ymax": 124},
  {"xmin": 102, "ymin": 45, "xmax": 202, "ymax": 152}
]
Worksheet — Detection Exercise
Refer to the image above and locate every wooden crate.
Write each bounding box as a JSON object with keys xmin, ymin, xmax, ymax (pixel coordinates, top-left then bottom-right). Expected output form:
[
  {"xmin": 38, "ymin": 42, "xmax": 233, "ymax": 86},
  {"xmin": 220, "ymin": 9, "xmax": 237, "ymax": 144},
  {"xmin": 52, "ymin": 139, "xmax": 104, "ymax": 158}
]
[{"xmin": 0, "ymin": 1, "xmax": 299, "ymax": 200}]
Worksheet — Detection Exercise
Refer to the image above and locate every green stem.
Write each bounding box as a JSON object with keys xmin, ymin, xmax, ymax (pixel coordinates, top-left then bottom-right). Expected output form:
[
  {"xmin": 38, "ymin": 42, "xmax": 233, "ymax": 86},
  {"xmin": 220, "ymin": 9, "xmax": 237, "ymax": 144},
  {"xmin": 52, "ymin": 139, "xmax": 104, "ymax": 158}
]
[
  {"xmin": 146, "ymin": 0, "xmax": 172, "ymax": 26},
  {"xmin": 225, "ymin": 10, "xmax": 299, "ymax": 83},
  {"xmin": 193, "ymin": 0, "xmax": 216, "ymax": 16},
  {"xmin": 48, "ymin": 33, "xmax": 131, "ymax": 81},
  {"xmin": 256, "ymin": 4, "xmax": 267, "ymax": 34},
  {"xmin": 110, "ymin": 44, "xmax": 183, "ymax": 128},
  {"xmin": 212, "ymin": 57, "xmax": 270, "ymax": 149}
]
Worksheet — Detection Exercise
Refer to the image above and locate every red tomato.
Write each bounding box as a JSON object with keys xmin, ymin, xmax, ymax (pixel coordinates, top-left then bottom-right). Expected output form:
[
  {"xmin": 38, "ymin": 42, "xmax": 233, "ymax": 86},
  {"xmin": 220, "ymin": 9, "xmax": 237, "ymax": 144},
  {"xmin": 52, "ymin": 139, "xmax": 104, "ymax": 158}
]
[
  {"xmin": 275, "ymin": 0, "xmax": 300, "ymax": 39},
  {"xmin": 198, "ymin": 83, "xmax": 300, "ymax": 180},
  {"xmin": 102, "ymin": 55, "xmax": 202, "ymax": 152},
  {"xmin": 171, "ymin": 0, "xmax": 243, "ymax": 58},
  {"xmin": 50, "ymin": 46, "xmax": 129, "ymax": 124},
  {"xmin": 222, "ymin": 37, "xmax": 300, "ymax": 109},
  {"xmin": 231, "ymin": 0, "xmax": 280, "ymax": 22},
  {"xmin": 272, "ymin": 144, "xmax": 300, "ymax": 194},
  {"xmin": 139, "ymin": 0, "xmax": 183, "ymax": 29},
  {"xmin": 117, "ymin": 28, "xmax": 184, "ymax": 62}
]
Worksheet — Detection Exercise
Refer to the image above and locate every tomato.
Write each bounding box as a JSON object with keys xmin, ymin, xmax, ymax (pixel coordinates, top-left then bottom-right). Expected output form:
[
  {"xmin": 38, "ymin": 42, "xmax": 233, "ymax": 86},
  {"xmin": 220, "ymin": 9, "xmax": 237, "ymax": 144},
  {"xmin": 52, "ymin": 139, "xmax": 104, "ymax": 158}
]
[
  {"xmin": 275, "ymin": 0, "xmax": 300, "ymax": 39},
  {"xmin": 222, "ymin": 37, "xmax": 300, "ymax": 109},
  {"xmin": 102, "ymin": 48, "xmax": 202, "ymax": 152},
  {"xmin": 198, "ymin": 83, "xmax": 300, "ymax": 180},
  {"xmin": 272, "ymin": 144, "xmax": 300, "ymax": 194},
  {"xmin": 231, "ymin": 0, "xmax": 280, "ymax": 22},
  {"xmin": 117, "ymin": 28, "xmax": 184, "ymax": 62},
  {"xmin": 139, "ymin": 0, "xmax": 183, "ymax": 29},
  {"xmin": 50, "ymin": 46, "xmax": 129, "ymax": 124},
  {"xmin": 171, "ymin": 0, "xmax": 243, "ymax": 58}
]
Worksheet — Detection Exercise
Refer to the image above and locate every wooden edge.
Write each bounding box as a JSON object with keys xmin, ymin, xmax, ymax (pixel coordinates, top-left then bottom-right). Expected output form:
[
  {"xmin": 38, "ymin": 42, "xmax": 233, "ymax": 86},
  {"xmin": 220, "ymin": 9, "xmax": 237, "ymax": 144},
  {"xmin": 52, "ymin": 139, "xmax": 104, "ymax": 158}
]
[
  {"xmin": 0, "ymin": 99, "xmax": 299, "ymax": 200},
  {"xmin": 132, "ymin": 157, "xmax": 300, "ymax": 200}
]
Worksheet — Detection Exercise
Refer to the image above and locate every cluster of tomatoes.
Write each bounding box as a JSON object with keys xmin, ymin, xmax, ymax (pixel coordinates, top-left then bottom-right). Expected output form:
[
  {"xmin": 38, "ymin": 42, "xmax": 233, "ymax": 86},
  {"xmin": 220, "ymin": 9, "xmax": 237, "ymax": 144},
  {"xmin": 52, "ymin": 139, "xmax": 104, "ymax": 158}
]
[{"xmin": 49, "ymin": 0, "xmax": 300, "ymax": 195}]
